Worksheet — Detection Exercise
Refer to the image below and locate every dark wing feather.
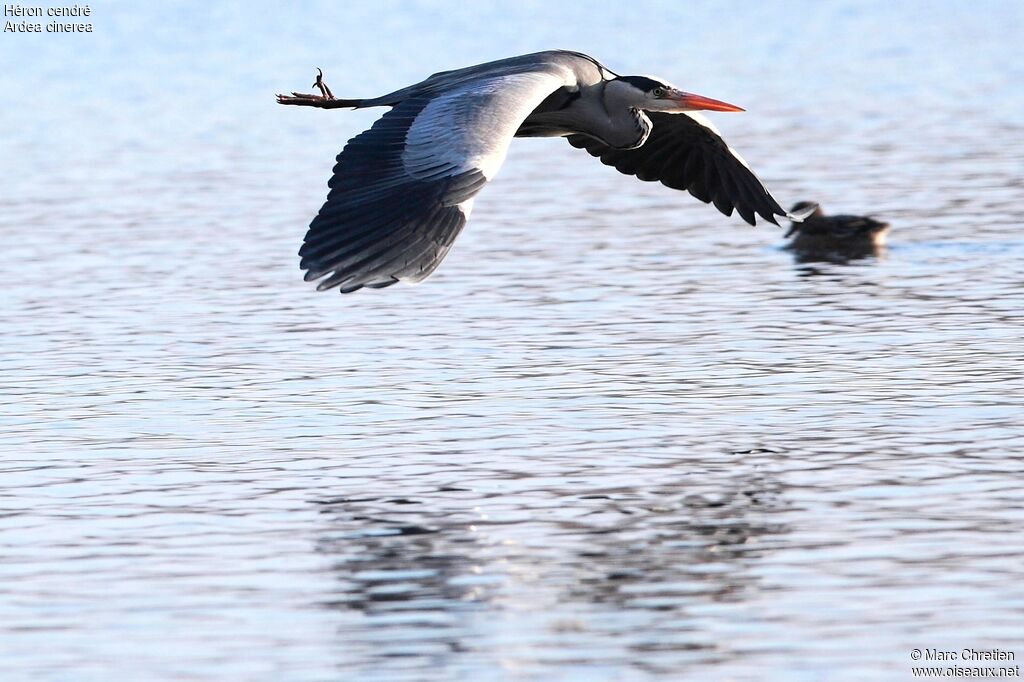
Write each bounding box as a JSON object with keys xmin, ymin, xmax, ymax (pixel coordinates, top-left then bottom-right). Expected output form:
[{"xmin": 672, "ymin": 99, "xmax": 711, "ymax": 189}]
[
  {"xmin": 298, "ymin": 68, "xmax": 569, "ymax": 293},
  {"xmin": 298, "ymin": 97, "xmax": 485, "ymax": 293},
  {"xmin": 568, "ymin": 111, "xmax": 789, "ymax": 226}
]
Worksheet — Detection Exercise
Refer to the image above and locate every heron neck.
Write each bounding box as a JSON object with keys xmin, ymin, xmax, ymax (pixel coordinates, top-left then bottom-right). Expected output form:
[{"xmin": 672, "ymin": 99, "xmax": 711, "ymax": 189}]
[
  {"xmin": 591, "ymin": 84, "xmax": 651, "ymax": 149},
  {"xmin": 627, "ymin": 108, "xmax": 652, "ymax": 149}
]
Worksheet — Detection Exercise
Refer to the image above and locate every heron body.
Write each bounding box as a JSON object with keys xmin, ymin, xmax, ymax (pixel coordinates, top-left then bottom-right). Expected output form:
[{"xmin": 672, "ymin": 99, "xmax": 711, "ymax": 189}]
[{"xmin": 278, "ymin": 50, "xmax": 812, "ymax": 293}]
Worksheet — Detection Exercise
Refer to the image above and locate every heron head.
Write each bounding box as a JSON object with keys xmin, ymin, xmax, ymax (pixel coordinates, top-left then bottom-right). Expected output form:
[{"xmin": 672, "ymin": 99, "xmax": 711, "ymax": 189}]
[{"xmin": 613, "ymin": 75, "xmax": 745, "ymax": 113}]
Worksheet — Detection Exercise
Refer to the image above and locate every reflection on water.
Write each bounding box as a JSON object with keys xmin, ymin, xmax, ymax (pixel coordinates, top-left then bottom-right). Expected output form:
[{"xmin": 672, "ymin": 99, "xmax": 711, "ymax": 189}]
[
  {"xmin": 790, "ymin": 244, "xmax": 886, "ymax": 271},
  {"xmin": 314, "ymin": 458, "xmax": 788, "ymax": 677},
  {"xmin": 2, "ymin": 1, "xmax": 1024, "ymax": 680}
]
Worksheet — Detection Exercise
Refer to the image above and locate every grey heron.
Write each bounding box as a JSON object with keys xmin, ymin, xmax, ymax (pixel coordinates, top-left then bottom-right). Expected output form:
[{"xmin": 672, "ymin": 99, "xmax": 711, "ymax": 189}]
[{"xmin": 277, "ymin": 50, "xmax": 813, "ymax": 293}]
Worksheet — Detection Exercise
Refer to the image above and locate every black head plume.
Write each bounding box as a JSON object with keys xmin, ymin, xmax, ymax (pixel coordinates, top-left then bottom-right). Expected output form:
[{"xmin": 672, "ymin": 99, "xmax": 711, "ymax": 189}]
[{"xmin": 616, "ymin": 75, "xmax": 669, "ymax": 93}]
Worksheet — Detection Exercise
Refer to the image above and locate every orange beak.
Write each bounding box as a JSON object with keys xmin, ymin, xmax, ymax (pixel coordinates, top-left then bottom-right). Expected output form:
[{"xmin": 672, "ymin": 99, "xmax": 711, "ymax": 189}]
[{"xmin": 674, "ymin": 91, "xmax": 745, "ymax": 112}]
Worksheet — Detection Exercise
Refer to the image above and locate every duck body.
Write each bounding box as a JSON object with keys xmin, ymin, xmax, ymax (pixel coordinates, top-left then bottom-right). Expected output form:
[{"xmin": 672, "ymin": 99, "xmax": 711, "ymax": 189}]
[{"xmin": 785, "ymin": 202, "xmax": 890, "ymax": 256}]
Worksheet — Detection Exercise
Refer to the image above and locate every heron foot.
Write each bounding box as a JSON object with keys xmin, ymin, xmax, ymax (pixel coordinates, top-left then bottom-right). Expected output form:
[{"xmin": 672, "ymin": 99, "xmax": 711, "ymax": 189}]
[
  {"xmin": 313, "ymin": 68, "xmax": 334, "ymax": 99},
  {"xmin": 276, "ymin": 68, "xmax": 339, "ymax": 107}
]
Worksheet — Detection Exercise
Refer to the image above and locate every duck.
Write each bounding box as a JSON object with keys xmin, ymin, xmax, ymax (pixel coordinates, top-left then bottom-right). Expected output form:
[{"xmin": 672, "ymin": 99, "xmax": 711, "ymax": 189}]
[{"xmin": 784, "ymin": 201, "xmax": 890, "ymax": 258}]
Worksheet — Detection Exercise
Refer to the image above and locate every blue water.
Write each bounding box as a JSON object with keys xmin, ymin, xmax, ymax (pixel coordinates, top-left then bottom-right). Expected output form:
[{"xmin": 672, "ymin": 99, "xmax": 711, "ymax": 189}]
[{"xmin": 2, "ymin": 1, "xmax": 1023, "ymax": 680}]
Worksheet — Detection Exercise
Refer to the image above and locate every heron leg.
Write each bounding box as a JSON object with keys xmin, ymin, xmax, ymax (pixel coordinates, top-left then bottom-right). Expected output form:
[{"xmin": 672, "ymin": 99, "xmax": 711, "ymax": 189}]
[{"xmin": 276, "ymin": 68, "xmax": 355, "ymax": 109}]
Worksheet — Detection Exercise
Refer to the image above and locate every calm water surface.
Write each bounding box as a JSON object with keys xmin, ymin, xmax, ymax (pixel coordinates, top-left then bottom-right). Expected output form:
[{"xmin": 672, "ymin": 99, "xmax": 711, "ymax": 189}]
[{"xmin": 2, "ymin": 2, "xmax": 1023, "ymax": 680}]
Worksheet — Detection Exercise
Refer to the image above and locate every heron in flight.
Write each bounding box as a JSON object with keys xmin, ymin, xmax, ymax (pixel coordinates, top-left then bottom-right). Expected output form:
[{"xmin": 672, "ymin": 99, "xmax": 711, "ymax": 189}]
[{"xmin": 277, "ymin": 50, "xmax": 812, "ymax": 293}]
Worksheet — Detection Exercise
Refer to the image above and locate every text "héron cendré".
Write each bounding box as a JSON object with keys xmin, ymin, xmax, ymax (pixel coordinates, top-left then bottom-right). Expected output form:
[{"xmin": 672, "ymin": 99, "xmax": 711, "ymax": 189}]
[{"xmin": 4, "ymin": 4, "xmax": 93, "ymax": 33}]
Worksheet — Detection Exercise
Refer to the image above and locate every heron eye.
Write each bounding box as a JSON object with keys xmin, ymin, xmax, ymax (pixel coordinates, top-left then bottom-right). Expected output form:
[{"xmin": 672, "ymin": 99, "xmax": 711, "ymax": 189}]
[{"xmin": 652, "ymin": 87, "xmax": 666, "ymax": 97}]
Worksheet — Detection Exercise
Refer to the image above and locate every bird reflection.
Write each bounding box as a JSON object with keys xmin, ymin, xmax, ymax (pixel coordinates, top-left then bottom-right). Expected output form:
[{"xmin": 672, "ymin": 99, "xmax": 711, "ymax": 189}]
[
  {"xmin": 314, "ymin": 496, "xmax": 482, "ymax": 614},
  {"xmin": 785, "ymin": 201, "xmax": 890, "ymax": 265},
  {"xmin": 561, "ymin": 469, "xmax": 789, "ymax": 614},
  {"xmin": 312, "ymin": 459, "xmax": 790, "ymax": 673},
  {"xmin": 313, "ymin": 494, "xmax": 485, "ymax": 671}
]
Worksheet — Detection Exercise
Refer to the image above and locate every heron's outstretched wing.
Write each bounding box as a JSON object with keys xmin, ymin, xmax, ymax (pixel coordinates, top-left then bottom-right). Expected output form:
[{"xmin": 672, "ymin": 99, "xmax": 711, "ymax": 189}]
[
  {"xmin": 567, "ymin": 111, "xmax": 797, "ymax": 226},
  {"xmin": 301, "ymin": 70, "xmax": 570, "ymax": 293}
]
